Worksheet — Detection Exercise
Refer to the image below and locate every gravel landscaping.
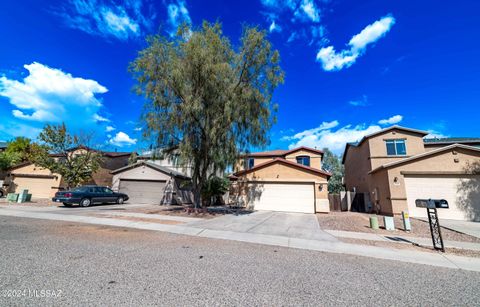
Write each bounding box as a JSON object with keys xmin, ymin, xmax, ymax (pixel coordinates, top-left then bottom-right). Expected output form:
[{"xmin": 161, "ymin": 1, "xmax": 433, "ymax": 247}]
[
  {"xmin": 318, "ymin": 212, "xmax": 480, "ymax": 243},
  {"xmin": 0, "ymin": 198, "xmax": 56, "ymax": 207},
  {"xmin": 126, "ymin": 204, "xmax": 253, "ymax": 220}
]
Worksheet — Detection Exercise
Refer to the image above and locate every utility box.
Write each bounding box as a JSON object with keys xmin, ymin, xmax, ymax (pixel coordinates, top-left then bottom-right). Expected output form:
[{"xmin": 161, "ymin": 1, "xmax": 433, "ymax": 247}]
[
  {"xmin": 7, "ymin": 193, "xmax": 19, "ymax": 202},
  {"xmin": 17, "ymin": 189, "xmax": 29, "ymax": 203},
  {"xmin": 369, "ymin": 216, "xmax": 379, "ymax": 230},
  {"xmin": 402, "ymin": 211, "xmax": 411, "ymax": 231},
  {"xmin": 384, "ymin": 216, "xmax": 395, "ymax": 231}
]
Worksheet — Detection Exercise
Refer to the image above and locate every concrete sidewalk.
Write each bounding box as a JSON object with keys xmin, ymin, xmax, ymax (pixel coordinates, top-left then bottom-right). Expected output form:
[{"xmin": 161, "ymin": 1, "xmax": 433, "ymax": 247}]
[
  {"xmin": 325, "ymin": 229, "xmax": 480, "ymax": 251},
  {"xmin": 1, "ymin": 207, "xmax": 480, "ymax": 272},
  {"xmin": 418, "ymin": 218, "xmax": 480, "ymax": 239}
]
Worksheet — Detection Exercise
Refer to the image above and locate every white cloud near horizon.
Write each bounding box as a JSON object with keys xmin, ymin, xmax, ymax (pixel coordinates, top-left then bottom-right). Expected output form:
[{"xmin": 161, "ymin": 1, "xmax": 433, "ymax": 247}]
[
  {"xmin": 316, "ymin": 15, "xmax": 395, "ymax": 71},
  {"xmin": 105, "ymin": 125, "xmax": 115, "ymax": 132},
  {"xmin": 378, "ymin": 114, "xmax": 403, "ymax": 125},
  {"xmin": 0, "ymin": 62, "xmax": 109, "ymax": 127},
  {"xmin": 108, "ymin": 131, "xmax": 137, "ymax": 146},
  {"xmin": 285, "ymin": 123, "xmax": 383, "ymax": 154},
  {"xmin": 56, "ymin": 0, "xmax": 154, "ymax": 41}
]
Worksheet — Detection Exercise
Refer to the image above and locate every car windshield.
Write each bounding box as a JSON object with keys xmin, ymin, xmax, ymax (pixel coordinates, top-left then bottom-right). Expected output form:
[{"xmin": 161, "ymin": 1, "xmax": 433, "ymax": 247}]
[{"xmin": 71, "ymin": 187, "xmax": 87, "ymax": 192}]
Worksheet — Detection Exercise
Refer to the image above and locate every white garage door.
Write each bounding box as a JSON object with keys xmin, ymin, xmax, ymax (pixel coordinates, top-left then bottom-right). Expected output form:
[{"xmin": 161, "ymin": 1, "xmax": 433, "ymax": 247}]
[
  {"xmin": 405, "ymin": 175, "xmax": 480, "ymax": 221},
  {"xmin": 13, "ymin": 176, "xmax": 56, "ymax": 198},
  {"xmin": 246, "ymin": 182, "xmax": 315, "ymax": 213},
  {"xmin": 119, "ymin": 179, "xmax": 167, "ymax": 204}
]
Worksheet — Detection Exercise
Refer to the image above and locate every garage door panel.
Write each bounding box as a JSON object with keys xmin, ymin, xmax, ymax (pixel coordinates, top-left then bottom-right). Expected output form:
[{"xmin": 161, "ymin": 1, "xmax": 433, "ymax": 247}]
[
  {"xmin": 13, "ymin": 177, "xmax": 56, "ymax": 198},
  {"xmin": 119, "ymin": 180, "xmax": 166, "ymax": 204},
  {"xmin": 405, "ymin": 175, "xmax": 480, "ymax": 221},
  {"xmin": 246, "ymin": 182, "xmax": 315, "ymax": 213}
]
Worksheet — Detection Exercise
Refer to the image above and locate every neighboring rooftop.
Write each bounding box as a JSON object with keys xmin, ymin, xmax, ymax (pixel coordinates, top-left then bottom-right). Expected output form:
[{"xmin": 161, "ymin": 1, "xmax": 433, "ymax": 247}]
[
  {"xmin": 0, "ymin": 141, "xmax": 7, "ymax": 149},
  {"xmin": 243, "ymin": 146, "xmax": 324, "ymax": 157},
  {"xmin": 111, "ymin": 161, "xmax": 190, "ymax": 179},
  {"xmin": 423, "ymin": 137, "xmax": 480, "ymax": 145}
]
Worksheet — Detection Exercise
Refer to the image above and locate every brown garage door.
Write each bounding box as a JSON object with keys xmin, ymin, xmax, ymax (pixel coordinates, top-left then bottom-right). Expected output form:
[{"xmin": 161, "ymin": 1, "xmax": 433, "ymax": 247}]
[{"xmin": 119, "ymin": 179, "xmax": 167, "ymax": 204}]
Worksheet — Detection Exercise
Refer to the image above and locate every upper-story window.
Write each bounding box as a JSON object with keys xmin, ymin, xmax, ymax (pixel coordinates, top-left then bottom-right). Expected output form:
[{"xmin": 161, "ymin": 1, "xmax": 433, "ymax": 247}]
[
  {"xmin": 247, "ymin": 158, "xmax": 255, "ymax": 169},
  {"xmin": 385, "ymin": 139, "xmax": 407, "ymax": 156},
  {"xmin": 296, "ymin": 156, "xmax": 310, "ymax": 167}
]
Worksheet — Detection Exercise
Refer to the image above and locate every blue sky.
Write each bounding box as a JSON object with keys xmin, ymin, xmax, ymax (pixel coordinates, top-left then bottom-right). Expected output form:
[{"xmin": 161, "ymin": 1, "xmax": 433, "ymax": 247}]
[{"xmin": 1, "ymin": 0, "xmax": 479, "ymax": 154}]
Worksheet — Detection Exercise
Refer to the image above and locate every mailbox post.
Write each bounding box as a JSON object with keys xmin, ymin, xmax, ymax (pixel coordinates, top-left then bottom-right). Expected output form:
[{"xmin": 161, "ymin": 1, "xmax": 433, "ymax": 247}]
[{"xmin": 415, "ymin": 199, "xmax": 448, "ymax": 252}]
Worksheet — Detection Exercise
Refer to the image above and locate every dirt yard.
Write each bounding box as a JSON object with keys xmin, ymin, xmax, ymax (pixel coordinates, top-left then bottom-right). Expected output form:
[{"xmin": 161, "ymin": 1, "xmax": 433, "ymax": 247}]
[
  {"xmin": 0, "ymin": 198, "xmax": 57, "ymax": 207},
  {"xmin": 317, "ymin": 212, "xmax": 480, "ymax": 243},
  {"xmin": 125, "ymin": 205, "xmax": 253, "ymax": 220}
]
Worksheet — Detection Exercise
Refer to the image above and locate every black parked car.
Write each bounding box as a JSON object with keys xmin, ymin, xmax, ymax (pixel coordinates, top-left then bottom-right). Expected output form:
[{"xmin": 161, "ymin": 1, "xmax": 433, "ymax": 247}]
[{"xmin": 52, "ymin": 185, "xmax": 129, "ymax": 207}]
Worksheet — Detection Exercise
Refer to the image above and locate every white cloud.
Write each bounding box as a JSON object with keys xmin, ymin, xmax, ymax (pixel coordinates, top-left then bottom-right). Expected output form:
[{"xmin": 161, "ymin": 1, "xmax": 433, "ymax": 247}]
[
  {"xmin": 424, "ymin": 130, "xmax": 449, "ymax": 139},
  {"xmin": 56, "ymin": 0, "xmax": 154, "ymax": 41},
  {"xmin": 316, "ymin": 15, "xmax": 395, "ymax": 71},
  {"xmin": 93, "ymin": 114, "xmax": 110, "ymax": 123},
  {"xmin": 285, "ymin": 122, "xmax": 382, "ymax": 154},
  {"xmin": 295, "ymin": 0, "xmax": 320, "ymax": 23},
  {"xmin": 134, "ymin": 127, "xmax": 142, "ymax": 131},
  {"xmin": 282, "ymin": 120, "xmax": 339, "ymax": 141},
  {"xmin": 105, "ymin": 125, "xmax": 115, "ymax": 132},
  {"xmin": 260, "ymin": 0, "xmax": 327, "ymax": 45},
  {"xmin": 0, "ymin": 62, "xmax": 108, "ymax": 128},
  {"xmin": 378, "ymin": 115, "xmax": 403, "ymax": 125},
  {"xmin": 108, "ymin": 131, "xmax": 137, "ymax": 147},
  {"xmin": 166, "ymin": 0, "xmax": 191, "ymax": 36},
  {"xmin": 348, "ymin": 95, "xmax": 368, "ymax": 107},
  {"xmin": 269, "ymin": 21, "xmax": 282, "ymax": 33}
]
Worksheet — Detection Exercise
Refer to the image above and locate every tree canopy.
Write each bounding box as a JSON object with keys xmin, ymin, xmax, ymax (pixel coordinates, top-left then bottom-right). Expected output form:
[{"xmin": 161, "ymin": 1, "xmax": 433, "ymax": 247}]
[
  {"xmin": 0, "ymin": 137, "xmax": 39, "ymax": 171},
  {"xmin": 32, "ymin": 123, "xmax": 102, "ymax": 188},
  {"xmin": 322, "ymin": 148, "xmax": 345, "ymax": 194},
  {"xmin": 130, "ymin": 21, "xmax": 284, "ymax": 207}
]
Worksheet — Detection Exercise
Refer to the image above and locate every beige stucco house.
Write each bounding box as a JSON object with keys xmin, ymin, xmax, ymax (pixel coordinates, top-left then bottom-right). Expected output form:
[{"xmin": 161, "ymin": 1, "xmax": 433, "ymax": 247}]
[
  {"xmin": 4, "ymin": 148, "xmax": 131, "ymax": 199},
  {"xmin": 111, "ymin": 161, "xmax": 192, "ymax": 205},
  {"xmin": 230, "ymin": 146, "xmax": 331, "ymax": 213},
  {"xmin": 343, "ymin": 126, "xmax": 480, "ymax": 221}
]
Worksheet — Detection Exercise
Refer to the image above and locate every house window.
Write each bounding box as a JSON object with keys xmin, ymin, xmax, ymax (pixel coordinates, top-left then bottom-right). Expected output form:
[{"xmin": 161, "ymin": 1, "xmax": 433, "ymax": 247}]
[
  {"xmin": 385, "ymin": 139, "xmax": 406, "ymax": 156},
  {"xmin": 296, "ymin": 156, "xmax": 310, "ymax": 167},
  {"xmin": 247, "ymin": 158, "xmax": 255, "ymax": 169}
]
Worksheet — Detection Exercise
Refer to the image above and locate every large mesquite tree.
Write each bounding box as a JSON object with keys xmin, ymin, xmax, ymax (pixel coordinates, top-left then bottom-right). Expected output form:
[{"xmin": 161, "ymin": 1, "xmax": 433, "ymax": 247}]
[{"xmin": 130, "ymin": 22, "xmax": 284, "ymax": 207}]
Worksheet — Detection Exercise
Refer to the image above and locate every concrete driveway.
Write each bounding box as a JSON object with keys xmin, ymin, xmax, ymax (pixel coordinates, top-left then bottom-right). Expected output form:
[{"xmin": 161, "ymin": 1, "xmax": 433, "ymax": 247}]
[{"xmin": 189, "ymin": 211, "xmax": 338, "ymax": 242}]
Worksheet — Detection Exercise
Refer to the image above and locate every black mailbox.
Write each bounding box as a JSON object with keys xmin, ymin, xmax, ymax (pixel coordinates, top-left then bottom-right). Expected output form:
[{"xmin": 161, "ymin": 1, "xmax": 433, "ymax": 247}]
[{"xmin": 415, "ymin": 199, "xmax": 449, "ymax": 209}]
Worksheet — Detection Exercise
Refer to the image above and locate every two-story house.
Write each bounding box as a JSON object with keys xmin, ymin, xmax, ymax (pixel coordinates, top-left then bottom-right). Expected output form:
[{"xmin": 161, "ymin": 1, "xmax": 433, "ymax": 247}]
[
  {"xmin": 230, "ymin": 146, "xmax": 331, "ymax": 213},
  {"xmin": 343, "ymin": 126, "xmax": 480, "ymax": 221}
]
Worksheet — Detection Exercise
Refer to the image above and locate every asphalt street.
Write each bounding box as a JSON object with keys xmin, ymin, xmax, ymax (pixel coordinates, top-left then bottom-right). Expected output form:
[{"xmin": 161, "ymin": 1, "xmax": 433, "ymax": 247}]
[{"xmin": 1, "ymin": 216, "xmax": 479, "ymax": 306}]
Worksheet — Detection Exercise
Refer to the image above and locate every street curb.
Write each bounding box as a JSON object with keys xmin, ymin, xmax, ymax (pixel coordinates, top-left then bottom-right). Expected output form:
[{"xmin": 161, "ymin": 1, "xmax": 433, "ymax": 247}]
[{"xmin": 1, "ymin": 208, "xmax": 480, "ymax": 272}]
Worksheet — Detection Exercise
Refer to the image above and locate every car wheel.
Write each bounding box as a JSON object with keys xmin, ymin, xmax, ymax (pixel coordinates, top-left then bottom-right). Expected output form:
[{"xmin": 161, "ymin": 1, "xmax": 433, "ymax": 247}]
[
  {"xmin": 117, "ymin": 197, "xmax": 124, "ymax": 204},
  {"xmin": 63, "ymin": 202, "xmax": 72, "ymax": 207},
  {"xmin": 80, "ymin": 198, "xmax": 91, "ymax": 207}
]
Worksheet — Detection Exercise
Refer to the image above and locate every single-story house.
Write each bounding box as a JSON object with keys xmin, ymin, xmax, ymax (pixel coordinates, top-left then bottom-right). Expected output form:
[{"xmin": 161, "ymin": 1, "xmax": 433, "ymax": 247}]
[
  {"xmin": 111, "ymin": 161, "xmax": 193, "ymax": 205},
  {"xmin": 343, "ymin": 125, "xmax": 480, "ymax": 221},
  {"xmin": 229, "ymin": 146, "xmax": 331, "ymax": 214},
  {"xmin": 4, "ymin": 147, "xmax": 131, "ymax": 198}
]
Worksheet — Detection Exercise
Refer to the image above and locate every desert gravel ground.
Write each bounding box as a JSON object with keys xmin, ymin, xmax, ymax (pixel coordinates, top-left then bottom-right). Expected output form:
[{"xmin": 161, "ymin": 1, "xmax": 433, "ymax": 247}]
[
  {"xmin": 317, "ymin": 212, "xmax": 480, "ymax": 243},
  {"xmin": 1, "ymin": 216, "xmax": 479, "ymax": 306}
]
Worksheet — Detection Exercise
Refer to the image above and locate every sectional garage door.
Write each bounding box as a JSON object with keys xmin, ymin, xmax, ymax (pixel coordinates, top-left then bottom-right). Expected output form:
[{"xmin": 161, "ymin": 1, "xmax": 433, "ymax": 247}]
[
  {"xmin": 119, "ymin": 179, "xmax": 167, "ymax": 204},
  {"xmin": 245, "ymin": 182, "xmax": 315, "ymax": 213},
  {"xmin": 404, "ymin": 175, "xmax": 480, "ymax": 221},
  {"xmin": 12, "ymin": 176, "xmax": 56, "ymax": 198}
]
